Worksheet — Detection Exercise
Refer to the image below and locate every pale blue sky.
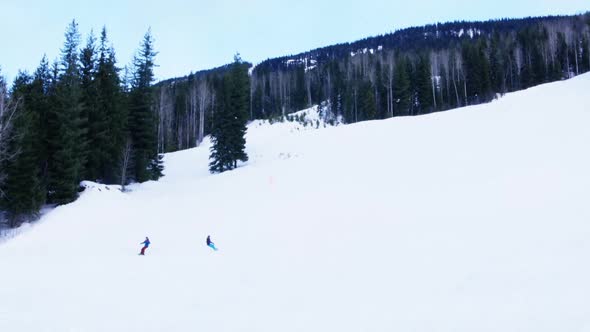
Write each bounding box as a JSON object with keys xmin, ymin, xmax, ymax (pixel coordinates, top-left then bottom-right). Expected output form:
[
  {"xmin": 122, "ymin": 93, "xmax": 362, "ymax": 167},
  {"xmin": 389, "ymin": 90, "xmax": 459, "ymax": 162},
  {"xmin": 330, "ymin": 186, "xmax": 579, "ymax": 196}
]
[{"xmin": 1, "ymin": 0, "xmax": 588, "ymax": 83}]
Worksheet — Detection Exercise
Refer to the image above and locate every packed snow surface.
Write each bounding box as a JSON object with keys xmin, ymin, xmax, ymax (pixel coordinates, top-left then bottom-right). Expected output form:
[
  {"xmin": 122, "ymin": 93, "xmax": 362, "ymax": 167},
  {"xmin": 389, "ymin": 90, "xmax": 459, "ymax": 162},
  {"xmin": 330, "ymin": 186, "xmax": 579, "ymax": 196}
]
[{"xmin": 1, "ymin": 75, "xmax": 590, "ymax": 331}]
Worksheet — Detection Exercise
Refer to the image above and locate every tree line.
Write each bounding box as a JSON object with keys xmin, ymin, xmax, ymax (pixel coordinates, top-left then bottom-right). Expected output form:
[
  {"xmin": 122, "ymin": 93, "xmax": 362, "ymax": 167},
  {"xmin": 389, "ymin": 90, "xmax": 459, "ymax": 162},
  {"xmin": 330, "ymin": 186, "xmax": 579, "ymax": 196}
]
[
  {"xmin": 153, "ymin": 13, "xmax": 590, "ymax": 154},
  {"xmin": 252, "ymin": 13, "xmax": 590, "ymax": 121},
  {"xmin": 0, "ymin": 21, "xmax": 162, "ymax": 227},
  {"xmin": 0, "ymin": 21, "xmax": 251, "ymax": 228}
]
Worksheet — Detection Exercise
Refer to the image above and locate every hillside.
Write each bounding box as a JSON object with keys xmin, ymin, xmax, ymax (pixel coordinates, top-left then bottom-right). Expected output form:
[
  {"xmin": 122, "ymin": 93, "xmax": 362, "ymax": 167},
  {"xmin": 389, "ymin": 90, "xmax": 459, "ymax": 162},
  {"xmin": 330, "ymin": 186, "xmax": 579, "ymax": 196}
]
[
  {"xmin": 153, "ymin": 12, "xmax": 590, "ymax": 153},
  {"xmin": 1, "ymin": 74, "xmax": 590, "ymax": 331}
]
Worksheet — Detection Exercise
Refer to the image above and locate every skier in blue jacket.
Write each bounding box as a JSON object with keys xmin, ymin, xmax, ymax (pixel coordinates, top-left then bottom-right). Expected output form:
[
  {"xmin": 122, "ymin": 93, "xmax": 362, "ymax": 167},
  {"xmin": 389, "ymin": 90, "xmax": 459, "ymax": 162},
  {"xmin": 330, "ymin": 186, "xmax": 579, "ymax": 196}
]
[
  {"xmin": 207, "ymin": 235, "xmax": 218, "ymax": 251},
  {"xmin": 139, "ymin": 237, "xmax": 150, "ymax": 255}
]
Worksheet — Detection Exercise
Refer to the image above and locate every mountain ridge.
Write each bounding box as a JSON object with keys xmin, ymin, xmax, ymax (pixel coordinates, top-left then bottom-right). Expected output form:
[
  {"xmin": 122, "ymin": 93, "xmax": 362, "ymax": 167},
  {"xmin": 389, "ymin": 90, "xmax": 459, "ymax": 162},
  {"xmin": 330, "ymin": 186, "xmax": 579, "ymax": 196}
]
[{"xmin": 153, "ymin": 11, "xmax": 590, "ymax": 153}]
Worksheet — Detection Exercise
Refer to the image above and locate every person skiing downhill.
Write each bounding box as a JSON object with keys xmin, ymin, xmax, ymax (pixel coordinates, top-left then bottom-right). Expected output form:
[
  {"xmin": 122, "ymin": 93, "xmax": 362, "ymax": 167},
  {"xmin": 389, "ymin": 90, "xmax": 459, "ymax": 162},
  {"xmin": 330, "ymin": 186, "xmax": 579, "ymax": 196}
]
[
  {"xmin": 207, "ymin": 235, "xmax": 218, "ymax": 251},
  {"xmin": 139, "ymin": 237, "xmax": 150, "ymax": 255}
]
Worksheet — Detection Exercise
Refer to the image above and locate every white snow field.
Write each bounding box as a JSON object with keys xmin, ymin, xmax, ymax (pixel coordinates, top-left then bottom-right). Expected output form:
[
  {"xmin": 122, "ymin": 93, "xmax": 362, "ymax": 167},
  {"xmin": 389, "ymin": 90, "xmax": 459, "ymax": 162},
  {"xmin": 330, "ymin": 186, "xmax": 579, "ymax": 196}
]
[{"xmin": 1, "ymin": 75, "xmax": 590, "ymax": 332}]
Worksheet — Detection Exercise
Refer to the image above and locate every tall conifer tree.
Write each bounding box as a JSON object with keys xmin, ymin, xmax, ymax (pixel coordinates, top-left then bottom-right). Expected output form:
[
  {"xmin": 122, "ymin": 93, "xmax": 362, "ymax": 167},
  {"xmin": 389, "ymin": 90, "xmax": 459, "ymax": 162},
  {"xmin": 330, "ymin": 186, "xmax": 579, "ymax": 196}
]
[
  {"xmin": 415, "ymin": 54, "xmax": 433, "ymax": 114},
  {"xmin": 80, "ymin": 31, "xmax": 100, "ymax": 180},
  {"xmin": 393, "ymin": 56, "xmax": 411, "ymax": 116},
  {"xmin": 209, "ymin": 55, "xmax": 249, "ymax": 173},
  {"xmin": 228, "ymin": 54, "xmax": 249, "ymax": 169},
  {"xmin": 129, "ymin": 29, "xmax": 162, "ymax": 182},
  {"xmin": 48, "ymin": 20, "xmax": 85, "ymax": 204},
  {"xmin": 1, "ymin": 73, "xmax": 44, "ymax": 226},
  {"xmin": 93, "ymin": 27, "xmax": 126, "ymax": 182}
]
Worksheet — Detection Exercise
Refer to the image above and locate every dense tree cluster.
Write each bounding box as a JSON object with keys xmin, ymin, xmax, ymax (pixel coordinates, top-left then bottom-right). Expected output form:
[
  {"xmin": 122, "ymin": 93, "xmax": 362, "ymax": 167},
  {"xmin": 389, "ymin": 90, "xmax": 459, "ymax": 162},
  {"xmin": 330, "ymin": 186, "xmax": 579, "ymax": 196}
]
[
  {"xmin": 250, "ymin": 13, "xmax": 590, "ymax": 121},
  {"xmin": 0, "ymin": 21, "xmax": 162, "ymax": 227},
  {"xmin": 154, "ymin": 13, "xmax": 590, "ymax": 155}
]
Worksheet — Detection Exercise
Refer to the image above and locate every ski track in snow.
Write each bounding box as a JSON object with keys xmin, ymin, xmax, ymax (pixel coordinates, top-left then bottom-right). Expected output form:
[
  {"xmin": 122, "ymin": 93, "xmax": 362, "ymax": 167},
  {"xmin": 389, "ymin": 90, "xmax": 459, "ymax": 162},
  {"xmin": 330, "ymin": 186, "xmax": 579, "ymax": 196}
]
[{"xmin": 1, "ymin": 75, "xmax": 590, "ymax": 331}]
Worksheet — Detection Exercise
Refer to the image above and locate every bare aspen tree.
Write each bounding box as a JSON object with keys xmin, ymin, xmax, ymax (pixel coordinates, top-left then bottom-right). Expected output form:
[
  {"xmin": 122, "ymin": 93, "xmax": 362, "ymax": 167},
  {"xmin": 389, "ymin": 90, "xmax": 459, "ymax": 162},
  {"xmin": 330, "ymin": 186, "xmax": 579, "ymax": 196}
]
[
  {"xmin": 345, "ymin": 58, "xmax": 354, "ymax": 120},
  {"xmin": 388, "ymin": 52, "xmax": 395, "ymax": 117},
  {"xmin": 455, "ymin": 51, "xmax": 467, "ymax": 106},
  {"xmin": 382, "ymin": 51, "xmax": 395, "ymax": 117},
  {"xmin": 209, "ymin": 89, "xmax": 216, "ymax": 129},
  {"xmin": 563, "ymin": 24, "xmax": 574, "ymax": 77},
  {"xmin": 277, "ymin": 70, "xmax": 290, "ymax": 117},
  {"xmin": 349, "ymin": 54, "xmax": 362, "ymax": 121},
  {"xmin": 189, "ymin": 81, "xmax": 197, "ymax": 148},
  {"xmin": 197, "ymin": 79, "xmax": 209, "ymax": 145},
  {"xmin": 514, "ymin": 45, "xmax": 524, "ymax": 85},
  {"xmin": 325, "ymin": 69, "xmax": 332, "ymax": 112},
  {"xmin": 260, "ymin": 76, "xmax": 267, "ymax": 116},
  {"xmin": 430, "ymin": 51, "xmax": 439, "ymax": 109},
  {"xmin": 0, "ymin": 76, "xmax": 8, "ymax": 192},
  {"xmin": 119, "ymin": 138, "xmax": 133, "ymax": 192},
  {"xmin": 563, "ymin": 22, "xmax": 580, "ymax": 76},
  {"xmin": 0, "ymin": 77, "xmax": 21, "ymax": 197},
  {"xmin": 158, "ymin": 85, "xmax": 176, "ymax": 152},
  {"xmin": 540, "ymin": 41, "xmax": 549, "ymax": 78},
  {"xmin": 368, "ymin": 56, "xmax": 379, "ymax": 118},
  {"xmin": 285, "ymin": 71, "xmax": 291, "ymax": 114},
  {"xmin": 440, "ymin": 50, "xmax": 451, "ymax": 106},
  {"xmin": 574, "ymin": 37, "xmax": 582, "ymax": 75},
  {"xmin": 277, "ymin": 70, "xmax": 285, "ymax": 116},
  {"xmin": 269, "ymin": 72, "xmax": 279, "ymax": 116},
  {"xmin": 547, "ymin": 24, "xmax": 557, "ymax": 67},
  {"xmin": 361, "ymin": 50, "xmax": 370, "ymax": 77},
  {"xmin": 381, "ymin": 63, "xmax": 391, "ymax": 118},
  {"xmin": 249, "ymin": 71, "xmax": 255, "ymax": 120},
  {"xmin": 182, "ymin": 92, "xmax": 190, "ymax": 149},
  {"xmin": 0, "ymin": 73, "xmax": 5, "ymax": 119},
  {"xmin": 450, "ymin": 49, "xmax": 463, "ymax": 107},
  {"xmin": 176, "ymin": 101, "xmax": 183, "ymax": 150},
  {"xmin": 157, "ymin": 87, "xmax": 167, "ymax": 153},
  {"xmin": 305, "ymin": 71, "xmax": 312, "ymax": 108}
]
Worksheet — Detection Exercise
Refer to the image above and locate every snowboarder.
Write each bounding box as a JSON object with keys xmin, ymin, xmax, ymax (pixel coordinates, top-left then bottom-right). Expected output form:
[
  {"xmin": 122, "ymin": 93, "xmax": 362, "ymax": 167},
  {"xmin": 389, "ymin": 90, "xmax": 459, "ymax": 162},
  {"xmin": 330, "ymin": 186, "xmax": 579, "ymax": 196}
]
[
  {"xmin": 139, "ymin": 237, "xmax": 150, "ymax": 255},
  {"xmin": 207, "ymin": 235, "xmax": 218, "ymax": 251}
]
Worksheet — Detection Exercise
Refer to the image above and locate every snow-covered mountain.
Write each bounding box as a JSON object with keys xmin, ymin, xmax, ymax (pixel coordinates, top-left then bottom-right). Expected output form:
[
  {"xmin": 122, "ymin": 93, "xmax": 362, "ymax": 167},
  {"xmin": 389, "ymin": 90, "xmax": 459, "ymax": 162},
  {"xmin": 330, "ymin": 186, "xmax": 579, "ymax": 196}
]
[{"xmin": 1, "ymin": 74, "xmax": 590, "ymax": 332}]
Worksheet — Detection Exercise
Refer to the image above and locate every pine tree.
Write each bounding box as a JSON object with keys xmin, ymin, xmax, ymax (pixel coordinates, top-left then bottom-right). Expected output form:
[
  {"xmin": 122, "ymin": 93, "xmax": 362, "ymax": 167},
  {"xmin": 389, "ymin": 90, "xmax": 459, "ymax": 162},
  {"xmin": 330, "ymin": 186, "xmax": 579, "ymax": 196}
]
[
  {"xmin": 393, "ymin": 56, "xmax": 411, "ymax": 116},
  {"xmin": 293, "ymin": 66, "xmax": 307, "ymax": 111},
  {"xmin": 478, "ymin": 40, "xmax": 492, "ymax": 101},
  {"xmin": 209, "ymin": 74, "xmax": 232, "ymax": 173},
  {"xmin": 556, "ymin": 32, "xmax": 569, "ymax": 78},
  {"xmin": 1, "ymin": 73, "xmax": 44, "ymax": 227},
  {"xmin": 489, "ymin": 32, "xmax": 505, "ymax": 93},
  {"xmin": 415, "ymin": 54, "xmax": 433, "ymax": 114},
  {"xmin": 30, "ymin": 56, "xmax": 51, "ymax": 193},
  {"xmin": 359, "ymin": 81, "xmax": 376, "ymax": 120},
  {"xmin": 0, "ymin": 68, "xmax": 9, "ymax": 194},
  {"xmin": 48, "ymin": 20, "xmax": 86, "ymax": 204},
  {"xmin": 129, "ymin": 29, "xmax": 162, "ymax": 182},
  {"xmin": 227, "ymin": 54, "xmax": 249, "ymax": 168},
  {"xmin": 374, "ymin": 60, "xmax": 388, "ymax": 119},
  {"xmin": 209, "ymin": 55, "xmax": 249, "ymax": 173},
  {"xmin": 96, "ymin": 27, "xmax": 126, "ymax": 183},
  {"xmin": 462, "ymin": 40, "xmax": 492, "ymax": 104},
  {"xmin": 44, "ymin": 59, "xmax": 60, "ymax": 189},
  {"xmin": 80, "ymin": 31, "xmax": 99, "ymax": 180},
  {"xmin": 252, "ymin": 85, "xmax": 263, "ymax": 119}
]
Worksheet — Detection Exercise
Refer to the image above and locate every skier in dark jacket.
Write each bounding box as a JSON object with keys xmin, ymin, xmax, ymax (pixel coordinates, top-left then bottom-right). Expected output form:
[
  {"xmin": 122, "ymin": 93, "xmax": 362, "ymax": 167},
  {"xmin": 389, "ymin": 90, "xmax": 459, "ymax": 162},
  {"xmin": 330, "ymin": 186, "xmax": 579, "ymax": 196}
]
[
  {"xmin": 139, "ymin": 237, "xmax": 150, "ymax": 255},
  {"xmin": 207, "ymin": 235, "xmax": 218, "ymax": 251}
]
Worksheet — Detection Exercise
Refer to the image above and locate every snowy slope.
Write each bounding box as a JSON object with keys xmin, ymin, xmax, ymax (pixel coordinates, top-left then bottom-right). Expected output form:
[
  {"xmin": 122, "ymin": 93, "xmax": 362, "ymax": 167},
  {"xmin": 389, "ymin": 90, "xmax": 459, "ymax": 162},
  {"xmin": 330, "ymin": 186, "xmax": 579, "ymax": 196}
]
[{"xmin": 1, "ymin": 75, "xmax": 590, "ymax": 332}]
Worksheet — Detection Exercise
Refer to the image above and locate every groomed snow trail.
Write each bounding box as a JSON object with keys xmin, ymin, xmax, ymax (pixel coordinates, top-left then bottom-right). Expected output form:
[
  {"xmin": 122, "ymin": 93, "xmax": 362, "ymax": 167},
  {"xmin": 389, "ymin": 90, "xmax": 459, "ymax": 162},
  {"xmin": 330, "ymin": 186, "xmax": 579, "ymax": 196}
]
[{"xmin": 1, "ymin": 77, "xmax": 590, "ymax": 332}]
